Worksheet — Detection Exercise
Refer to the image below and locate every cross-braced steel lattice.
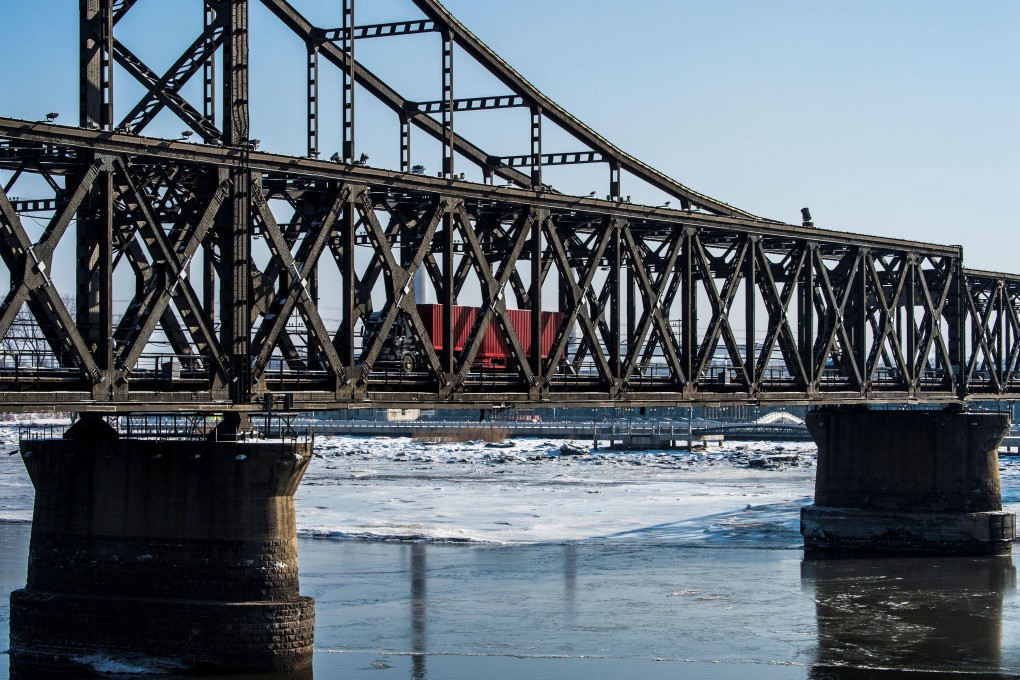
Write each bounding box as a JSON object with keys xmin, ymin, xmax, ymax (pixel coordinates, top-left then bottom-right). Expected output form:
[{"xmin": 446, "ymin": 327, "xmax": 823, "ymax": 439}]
[{"xmin": 0, "ymin": 0, "xmax": 1013, "ymax": 412}]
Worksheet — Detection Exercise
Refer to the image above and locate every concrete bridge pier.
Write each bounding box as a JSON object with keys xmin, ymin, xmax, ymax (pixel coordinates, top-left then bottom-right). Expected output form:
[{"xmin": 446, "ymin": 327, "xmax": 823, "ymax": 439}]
[
  {"xmin": 8, "ymin": 415, "xmax": 315, "ymax": 674},
  {"xmin": 801, "ymin": 406, "xmax": 1015, "ymax": 555}
]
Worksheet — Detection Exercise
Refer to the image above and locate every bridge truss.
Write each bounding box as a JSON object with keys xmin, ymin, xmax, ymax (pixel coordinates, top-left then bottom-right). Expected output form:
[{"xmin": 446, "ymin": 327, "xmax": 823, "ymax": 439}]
[{"xmin": 0, "ymin": 0, "xmax": 1015, "ymax": 413}]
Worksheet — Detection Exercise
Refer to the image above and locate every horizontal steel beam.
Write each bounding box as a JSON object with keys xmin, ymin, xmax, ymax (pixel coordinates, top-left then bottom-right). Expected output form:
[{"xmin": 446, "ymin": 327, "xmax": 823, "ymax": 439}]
[
  {"xmin": 415, "ymin": 95, "xmax": 526, "ymax": 114},
  {"xmin": 963, "ymin": 268, "xmax": 1020, "ymax": 285},
  {"xmin": 0, "ymin": 387, "xmax": 968, "ymax": 414},
  {"xmin": 495, "ymin": 151, "xmax": 604, "ymax": 168},
  {"xmin": 322, "ymin": 20, "xmax": 436, "ymax": 40},
  {"xmin": 9, "ymin": 198, "xmax": 59, "ymax": 213}
]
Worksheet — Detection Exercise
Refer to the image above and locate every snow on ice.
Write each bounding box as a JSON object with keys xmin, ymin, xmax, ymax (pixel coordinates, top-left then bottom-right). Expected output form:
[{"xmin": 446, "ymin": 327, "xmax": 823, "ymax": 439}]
[{"xmin": 3, "ymin": 421, "xmax": 1020, "ymax": 551}]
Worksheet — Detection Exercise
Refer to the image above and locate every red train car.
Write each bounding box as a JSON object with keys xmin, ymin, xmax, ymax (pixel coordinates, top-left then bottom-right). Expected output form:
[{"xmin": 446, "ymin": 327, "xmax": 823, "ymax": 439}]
[
  {"xmin": 364, "ymin": 304, "xmax": 564, "ymax": 370},
  {"xmin": 416, "ymin": 304, "xmax": 563, "ymax": 368}
]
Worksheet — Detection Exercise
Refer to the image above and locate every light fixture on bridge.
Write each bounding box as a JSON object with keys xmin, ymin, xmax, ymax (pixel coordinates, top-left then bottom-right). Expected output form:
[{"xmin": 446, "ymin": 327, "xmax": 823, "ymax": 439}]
[
  {"xmin": 179, "ymin": 130, "xmax": 193, "ymax": 141},
  {"xmin": 588, "ymin": 191, "xmax": 596, "ymax": 197},
  {"xmin": 44, "ymin": 112, "xmax": 59, "ymax": 123},
  {"xmin": 248, "ymin": 139, "xmax": 261, "ymax": 150},
  {"xmin": 354, "ymin": 152, "xmax": 369, "ymax": 166},
  {"xmin": 801, "ymin": 207, "xmax": 813, "ymax": 227},
  {"xmin": 329, "ymin": 152, "xmax": 342, "ymax": 163},
  {"xmin": 411, "ymin": 164, "xmax": 426, "ymax": 175},
  {"xmin": 661, "ymin": 201, "xmax": 671, "ymax": 208}
]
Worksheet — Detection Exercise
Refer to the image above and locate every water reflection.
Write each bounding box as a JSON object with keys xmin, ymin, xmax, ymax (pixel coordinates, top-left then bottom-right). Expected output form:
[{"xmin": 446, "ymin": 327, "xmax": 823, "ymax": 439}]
[
  {"xmin": 564, "ymin": 543, "xmax": 577, "ymax": 617},
  {"xmin": 803, "ymin": 554, "xmax": 1016, "ymax": 679},
  {"xmin": 398, "ymin": 543, "xmax": 579, "ymax": 679},
  {"xmin": 9, "ymin": 662, "xmax": 313, "ymax": 680},
  {"xmin": 410, "ymin": 544, "xmax": 427, "ymax": 680}
]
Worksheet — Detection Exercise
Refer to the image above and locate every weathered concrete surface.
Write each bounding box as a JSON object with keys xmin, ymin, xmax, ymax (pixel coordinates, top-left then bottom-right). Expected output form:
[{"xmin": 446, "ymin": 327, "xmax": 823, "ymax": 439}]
[
  {"xmin": 9, "ymin": 433, "xmax": 315, "ymax": 673},
  {"xmin": 802, "ymin": 407, "xmax": 1014, "ymax": 555},
  {"xmin": 801, "ymin": 506, "xmax": 1015, "ymax": 554}
]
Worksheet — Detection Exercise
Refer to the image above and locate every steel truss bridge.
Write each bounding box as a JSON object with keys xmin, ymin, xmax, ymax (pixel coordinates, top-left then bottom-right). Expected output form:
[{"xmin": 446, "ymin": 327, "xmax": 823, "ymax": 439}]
[{"xmin": 0, "ymin": 0, "xmax": 1016, "ymax": 413}]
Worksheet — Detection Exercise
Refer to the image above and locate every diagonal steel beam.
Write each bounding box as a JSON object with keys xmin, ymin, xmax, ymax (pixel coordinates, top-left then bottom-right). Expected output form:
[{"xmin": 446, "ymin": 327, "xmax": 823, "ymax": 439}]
[
  {"xmin": 542, "ymin": 217, "xmax": 614, "ymax": 387},
  {"xmin": 356, "ymin": 191, "xmax": 444, "ymax": 379},
  {"xmin": 690, "ymin": 237, "xmax": 750, "ymax": 386},
  {"xmin": 0, "ymin": 183, "xmax": 101, "ymax": 379},
  {"xmin": 450, "ymin": 206, "xmax": 534, "ymax": 385},
  {"xmin": 114, "ymin": 30, "xmax": 224, "ymax": 140},
  {"xmin": 810, "ymin": 253, "xmax": 864, "ymax": 389},
  {"xmin": 621, "ymin": 226, "xmax": 685, "ymax": 384},
  {"xmin": 112, "ymin": 164, "xmax": 229, "ymax": 379},
  {"xmin": 250, "ymin": 186, "xmax": 348, "ymax": 382},
  {"xmin": 751, "ymin": 242, "xmax": 809, "ymax": 389},
  {"xmin": 864, "ymin": 256, "xmax": 911, "ymax": 386}
]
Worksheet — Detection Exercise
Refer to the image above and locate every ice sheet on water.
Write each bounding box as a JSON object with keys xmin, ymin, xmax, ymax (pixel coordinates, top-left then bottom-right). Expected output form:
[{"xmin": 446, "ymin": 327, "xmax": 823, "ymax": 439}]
[
  {"xmin": 297, "ymin": 435, "xmax": 818, "ymax": 547},
  {"xmin": 6, "ymin": 424, "xmax": 1020, "ymax": 550},
  {"xmin": 595, "ymin": 499, "xmax": 813, "ymax": 548},
  {"xmin": 0, "ymin": 429, "xmax": 821, "ymax": 546},
  {"xmin": 71, "ymin": 652, "xmax": 188, "ymax": 675}
]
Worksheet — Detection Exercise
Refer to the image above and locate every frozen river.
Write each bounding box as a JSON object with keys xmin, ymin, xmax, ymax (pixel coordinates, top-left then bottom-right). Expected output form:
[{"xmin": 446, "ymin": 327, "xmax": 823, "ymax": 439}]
[{"xmin": 3, "ymin": 425, "xmax": 1020, "ymax": 678}]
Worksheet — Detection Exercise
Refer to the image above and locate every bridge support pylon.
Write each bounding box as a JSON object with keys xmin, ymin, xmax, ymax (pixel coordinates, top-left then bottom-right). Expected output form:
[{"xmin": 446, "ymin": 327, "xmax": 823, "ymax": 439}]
[
  {"xmin": 801, "ymin": 406, "xmax": 1014, "ymax": 555},
  {"xmin": 8, "ymin": 415, "xmax": 315, "ymax": 674}
]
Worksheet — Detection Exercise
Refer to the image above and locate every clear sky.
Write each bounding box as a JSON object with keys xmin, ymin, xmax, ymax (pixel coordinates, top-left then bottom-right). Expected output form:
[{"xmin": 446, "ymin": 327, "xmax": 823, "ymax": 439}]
[{"xmin": 1, "ymin": 1, "xmax": 1017, "ymax": 272}]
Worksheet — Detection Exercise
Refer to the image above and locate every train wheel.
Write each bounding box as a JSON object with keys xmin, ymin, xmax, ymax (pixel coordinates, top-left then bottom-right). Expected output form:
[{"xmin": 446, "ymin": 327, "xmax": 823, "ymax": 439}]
[{"xmin": 401, "ymin": 354, "xmax": 415, "ymax": 372}]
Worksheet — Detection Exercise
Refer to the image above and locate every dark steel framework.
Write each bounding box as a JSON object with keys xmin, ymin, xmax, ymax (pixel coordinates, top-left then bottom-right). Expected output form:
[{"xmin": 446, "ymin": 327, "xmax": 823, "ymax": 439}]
[{"xmin": 0, "ymin": 0, "xmax": 1014, "ymax": 413}]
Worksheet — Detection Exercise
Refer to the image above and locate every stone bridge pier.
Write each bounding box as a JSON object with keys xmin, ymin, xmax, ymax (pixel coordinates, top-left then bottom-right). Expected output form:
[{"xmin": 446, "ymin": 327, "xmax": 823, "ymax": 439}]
[
  {"xmin": 8, "ymin": 415, "xmax": 315, "ymax": 675},
  {"xmin": 802, "ymin": 406, "xmax": 1015, "ymax": 555}
]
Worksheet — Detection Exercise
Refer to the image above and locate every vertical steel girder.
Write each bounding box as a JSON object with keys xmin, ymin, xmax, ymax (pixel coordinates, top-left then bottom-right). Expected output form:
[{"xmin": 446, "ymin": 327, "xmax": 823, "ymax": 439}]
[
  {"xmin": 441, "ymin": 29, "xmax": 455, "ymax": 177},
  {"xmin": 306, "ymin": 42, "xmax": 319, "ymax": 158},
  {"xmin": 342, "ymin": 0, "xmax": 355, "ymax": 163},
  {"xmin": 220, "ymin": 0, "xmax": 252, "ymax": 402},
  {"xmin": 80, "ymin": 0, "xmax": 113, "ymax": 131}
]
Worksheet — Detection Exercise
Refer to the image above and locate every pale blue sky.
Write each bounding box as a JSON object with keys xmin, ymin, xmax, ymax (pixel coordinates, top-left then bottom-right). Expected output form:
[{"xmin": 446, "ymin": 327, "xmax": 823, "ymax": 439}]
[{"xmin": 1, "ymin": 1, "xmax": 1017, "ymax": 271}]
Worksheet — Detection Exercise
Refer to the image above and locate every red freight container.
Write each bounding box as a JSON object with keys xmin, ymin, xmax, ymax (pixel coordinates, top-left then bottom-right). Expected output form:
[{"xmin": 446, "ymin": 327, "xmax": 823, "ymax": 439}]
[{"xmin": 415, "ymin": 304, "xmax": 564, "ymax": 368}]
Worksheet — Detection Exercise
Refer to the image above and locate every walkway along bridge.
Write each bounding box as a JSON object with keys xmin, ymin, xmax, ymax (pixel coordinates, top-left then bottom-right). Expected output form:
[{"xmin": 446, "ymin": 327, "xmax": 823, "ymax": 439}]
[{"xmin": 2, "ymin": 1, "xmax": 1016, "ymax": 674}]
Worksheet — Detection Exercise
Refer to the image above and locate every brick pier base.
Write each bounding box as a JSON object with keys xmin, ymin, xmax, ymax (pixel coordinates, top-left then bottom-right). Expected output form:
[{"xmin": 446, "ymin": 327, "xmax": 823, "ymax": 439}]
[
  {"xmin": 801, "ymin": 407, "xmax": 1014, "ymax": 555},
  {"xmin": 9, "ymin": 420, "xmax": 314, "ymax": 673}
]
